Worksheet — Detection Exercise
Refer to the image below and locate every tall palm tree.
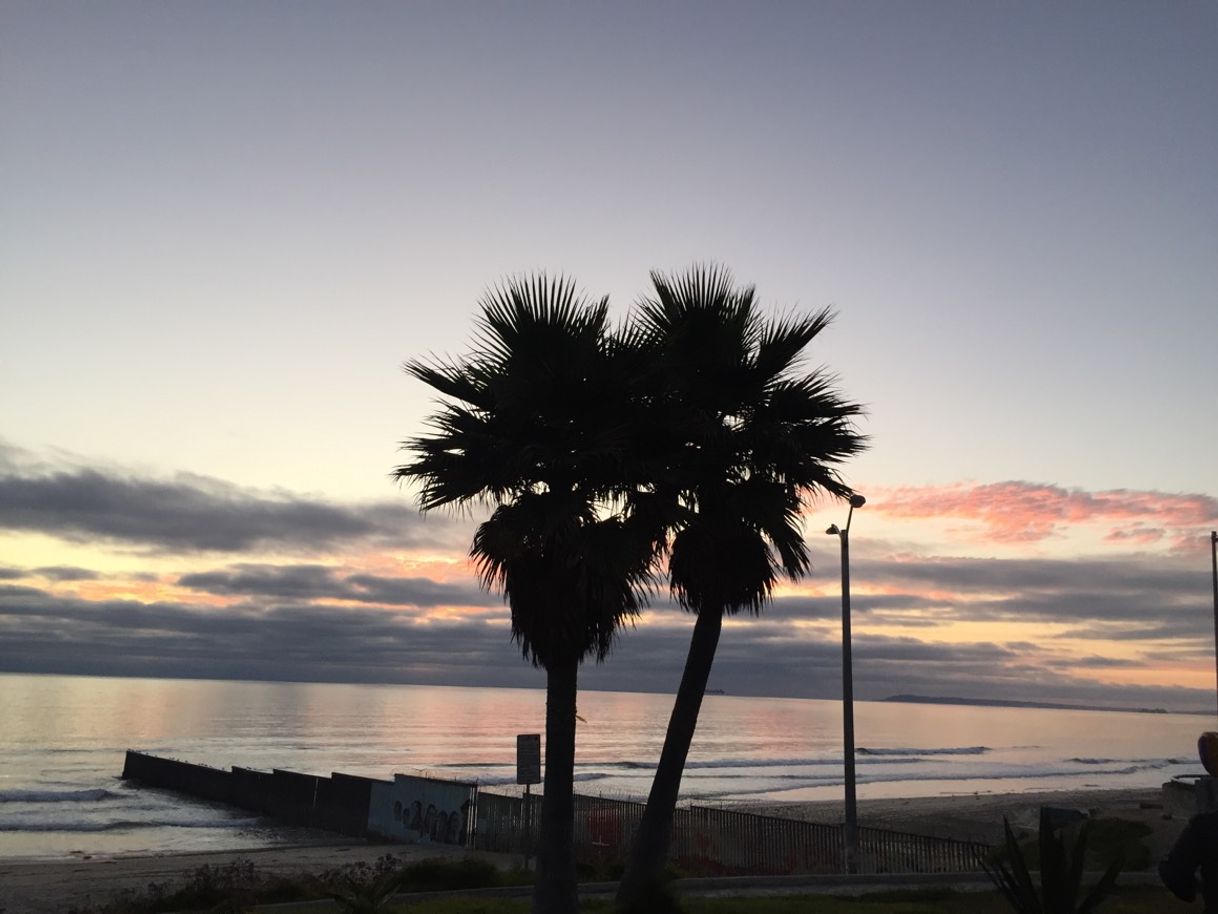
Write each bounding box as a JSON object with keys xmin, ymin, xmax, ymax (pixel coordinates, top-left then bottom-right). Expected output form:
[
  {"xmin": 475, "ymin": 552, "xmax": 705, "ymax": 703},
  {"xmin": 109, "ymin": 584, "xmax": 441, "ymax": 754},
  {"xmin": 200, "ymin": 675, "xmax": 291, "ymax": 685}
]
[
  {"xmin": 395, "ymin": 275, "xmax": 656, "ymax": 914},
  {"xmin": 615, "ymin": 266, "xmax": 867, "ymax": 910}
]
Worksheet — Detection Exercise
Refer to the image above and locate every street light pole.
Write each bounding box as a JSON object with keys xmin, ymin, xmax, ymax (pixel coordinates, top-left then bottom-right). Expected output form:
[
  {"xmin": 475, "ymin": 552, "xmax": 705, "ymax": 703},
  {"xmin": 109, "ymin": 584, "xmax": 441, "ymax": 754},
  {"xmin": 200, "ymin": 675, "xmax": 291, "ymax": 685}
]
[
  {"xmin": 1211, "ymin": 531, "xmax": 1217, "ymax": 719},
  {"xmin": 827, "ymin": 493, "xmax": 865, "ymax": 874}
]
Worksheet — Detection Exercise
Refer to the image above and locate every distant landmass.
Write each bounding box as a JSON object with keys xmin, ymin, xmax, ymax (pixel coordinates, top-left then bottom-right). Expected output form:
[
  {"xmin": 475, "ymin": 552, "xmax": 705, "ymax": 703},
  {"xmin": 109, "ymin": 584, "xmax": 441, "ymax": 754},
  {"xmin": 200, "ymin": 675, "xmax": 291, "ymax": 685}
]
[{"xmin": 881, "ymin": 693, "xmax": 1193, "ymax": 716}]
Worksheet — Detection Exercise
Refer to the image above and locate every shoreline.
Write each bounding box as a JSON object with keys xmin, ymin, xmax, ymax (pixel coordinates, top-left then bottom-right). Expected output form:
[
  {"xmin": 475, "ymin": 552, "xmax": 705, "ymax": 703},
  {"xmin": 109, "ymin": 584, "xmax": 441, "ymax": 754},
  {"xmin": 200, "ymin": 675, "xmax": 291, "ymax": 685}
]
[{"xmin": 0, "ymin": 784, "xmax": 1192, "ymax": 914}]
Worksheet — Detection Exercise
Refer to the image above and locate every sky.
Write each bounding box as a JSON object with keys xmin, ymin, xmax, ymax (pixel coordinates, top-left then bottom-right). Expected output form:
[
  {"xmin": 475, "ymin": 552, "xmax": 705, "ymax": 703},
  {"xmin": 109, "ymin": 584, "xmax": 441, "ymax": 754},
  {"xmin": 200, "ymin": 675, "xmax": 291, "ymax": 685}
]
[{"xmin": 2, "ymin": 1, "xmax": 1216, "ymax": 711}]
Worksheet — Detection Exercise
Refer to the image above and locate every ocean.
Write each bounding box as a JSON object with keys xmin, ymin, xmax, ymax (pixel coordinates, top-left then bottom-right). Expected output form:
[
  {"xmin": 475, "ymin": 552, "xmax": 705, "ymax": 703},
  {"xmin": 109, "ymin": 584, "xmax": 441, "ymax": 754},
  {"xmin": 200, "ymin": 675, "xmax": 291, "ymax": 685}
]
[{"xmin": 0, "ymin": 673, "xmax": 1205, "ymax": 860}]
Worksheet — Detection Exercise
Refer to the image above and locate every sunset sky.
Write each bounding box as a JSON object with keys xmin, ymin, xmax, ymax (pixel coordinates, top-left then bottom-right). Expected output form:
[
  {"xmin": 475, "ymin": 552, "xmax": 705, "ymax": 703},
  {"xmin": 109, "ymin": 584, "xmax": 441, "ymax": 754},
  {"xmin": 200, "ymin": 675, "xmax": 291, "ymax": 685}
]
[{"xmin": 2, "ymin": 2, "xmax": 1216, "ymax": 711}]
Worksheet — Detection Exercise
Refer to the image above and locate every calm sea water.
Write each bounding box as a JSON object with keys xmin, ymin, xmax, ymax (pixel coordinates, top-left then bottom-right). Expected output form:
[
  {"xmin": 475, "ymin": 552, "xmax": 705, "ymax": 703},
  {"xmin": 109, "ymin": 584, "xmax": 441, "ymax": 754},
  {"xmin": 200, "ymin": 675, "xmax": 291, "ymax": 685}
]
[{"xmin": 0, "ymin": 673, "xmax": 1205, "ymax": 859}]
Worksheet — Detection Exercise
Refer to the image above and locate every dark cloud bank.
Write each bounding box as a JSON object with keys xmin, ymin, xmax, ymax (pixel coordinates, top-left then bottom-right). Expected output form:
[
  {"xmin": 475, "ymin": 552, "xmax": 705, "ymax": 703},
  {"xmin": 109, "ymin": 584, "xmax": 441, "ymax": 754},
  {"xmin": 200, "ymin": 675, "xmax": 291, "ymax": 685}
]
[
  {"xmin": 177, "ymin": 564, "xmax": 493, "ymax": 608},
  {"xmin": 0, "ymin": 569, "xmax": 1210, "ymax": 711},
  {"xmin": 0, "ymin": 459, "xmax": 471, "ymax": 553},
  {"xmin": 1, "ymin": 451, "xmax": 1213, "ymax": 710}
]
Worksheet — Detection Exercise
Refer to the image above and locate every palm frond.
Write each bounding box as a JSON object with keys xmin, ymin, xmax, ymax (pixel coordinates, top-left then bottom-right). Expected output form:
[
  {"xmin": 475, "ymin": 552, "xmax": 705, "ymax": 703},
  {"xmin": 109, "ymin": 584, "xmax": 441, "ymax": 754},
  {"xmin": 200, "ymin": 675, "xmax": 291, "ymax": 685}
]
[
  {"xmin": 397, "ymin": 271, "xmax": 657, "ymax": 671},
  {"xmin": 627, "ymin": 264, "xmax": 866, "ymax": 618},
  {"xmin": 668, "ymin": 515, "xmax": 777, "ymax": 616},
  {"xmin": 470, "ymin": 492, "xmax": 654, "ymax": 668},
  {"xmin": 403, "ymin": 356, "xmax": 493, "ymax": 409},
  {"xmin": 753, "ymin": 307, "xmax": 834, "ymax": 383}
]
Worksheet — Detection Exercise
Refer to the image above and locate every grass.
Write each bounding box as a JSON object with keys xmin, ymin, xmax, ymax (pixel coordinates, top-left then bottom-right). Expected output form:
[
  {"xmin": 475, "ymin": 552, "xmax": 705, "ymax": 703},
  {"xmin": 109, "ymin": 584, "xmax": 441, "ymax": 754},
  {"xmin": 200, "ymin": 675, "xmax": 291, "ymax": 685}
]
[
  {"xmin": 63, "ymin": 855, "xmax": 529, "ymax": 914},
  {"xmin": 63, "ymin": 853, "xmax": 1183, "ymax": 914},
  {"xmin": 258, "ymin": 885, "xmax": 1191, "ymax": 914}
]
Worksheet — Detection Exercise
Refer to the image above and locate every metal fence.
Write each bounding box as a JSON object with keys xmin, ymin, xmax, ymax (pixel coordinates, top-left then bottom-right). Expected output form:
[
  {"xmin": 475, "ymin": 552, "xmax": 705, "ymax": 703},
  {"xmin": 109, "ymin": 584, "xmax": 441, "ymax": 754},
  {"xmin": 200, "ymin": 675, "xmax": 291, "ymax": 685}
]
[
  {"xmin": 857, "ymin": 824, "xmax": 988, "ymax": 873},
  {"xmin": 471, "ymin": 790, "xmax": 987, "ymax": 875},
  {"xmin": 674, "ymin": 805, "xmax": 844, "ymax": 875}
]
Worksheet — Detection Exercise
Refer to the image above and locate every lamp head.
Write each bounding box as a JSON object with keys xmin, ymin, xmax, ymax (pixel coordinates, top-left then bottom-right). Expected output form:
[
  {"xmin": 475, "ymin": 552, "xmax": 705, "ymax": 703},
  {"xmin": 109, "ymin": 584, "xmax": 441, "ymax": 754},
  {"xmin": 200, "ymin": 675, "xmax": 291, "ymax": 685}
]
[
  {"xmin": 849, "ymin": 493, "xmax": 867, "ymax": 509},
  {"xmin": 825, "ymin": 524, "xmax": 841, "ymax": 535}
]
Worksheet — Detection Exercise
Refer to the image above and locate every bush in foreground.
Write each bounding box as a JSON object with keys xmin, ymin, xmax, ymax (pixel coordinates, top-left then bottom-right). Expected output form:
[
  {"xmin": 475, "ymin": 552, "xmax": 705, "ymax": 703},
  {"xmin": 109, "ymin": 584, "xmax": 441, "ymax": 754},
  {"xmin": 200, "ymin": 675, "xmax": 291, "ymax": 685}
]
[{"xmin": 65, "ymin": 854, "xmax": 519, "ymax": 914}]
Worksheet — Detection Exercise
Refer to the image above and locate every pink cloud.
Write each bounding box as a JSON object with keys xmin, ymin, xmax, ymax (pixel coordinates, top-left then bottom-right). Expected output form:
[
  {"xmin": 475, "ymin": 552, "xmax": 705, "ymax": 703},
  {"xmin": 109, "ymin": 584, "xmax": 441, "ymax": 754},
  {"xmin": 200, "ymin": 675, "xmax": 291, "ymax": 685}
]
[
  {"xmin": 1170, "ymin": 530, "xmax": 1218, "ymax": 555},
  {"xmin": 1104, "ymin": 527, "xmax": 1165, "ymax": 545},
  {"xmin": 869, "ymin": 481, "xmax": 1217, "ymax": 545}
]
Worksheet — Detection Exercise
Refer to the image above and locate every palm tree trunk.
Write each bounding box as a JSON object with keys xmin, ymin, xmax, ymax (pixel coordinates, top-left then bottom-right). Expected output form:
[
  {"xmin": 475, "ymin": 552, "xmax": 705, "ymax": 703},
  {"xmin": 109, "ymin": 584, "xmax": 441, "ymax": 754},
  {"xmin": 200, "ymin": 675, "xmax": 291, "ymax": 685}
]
[
  {"xmin": 532, "ymin": 656, "xmax": 579, "ymax": 914},
  {"xmin": 615, "ymin": 610, "xmax": 723, "ymax": 910}
]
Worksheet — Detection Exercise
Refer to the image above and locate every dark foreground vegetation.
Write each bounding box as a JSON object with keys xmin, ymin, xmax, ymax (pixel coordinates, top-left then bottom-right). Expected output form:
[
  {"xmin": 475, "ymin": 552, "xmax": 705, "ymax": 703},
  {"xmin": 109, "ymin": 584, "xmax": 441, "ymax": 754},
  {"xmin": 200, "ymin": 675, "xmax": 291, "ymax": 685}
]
[
  {"xmin": 57, "ymin": 853, "xmax": 1184, "ymax": 914},
  {"xmin": 63, "ymin": 855, "xmax": 520, "ymax": 914},
  {"xmin": 299, "ymin": 889, "xmax": 1192, "ymax": 914}
]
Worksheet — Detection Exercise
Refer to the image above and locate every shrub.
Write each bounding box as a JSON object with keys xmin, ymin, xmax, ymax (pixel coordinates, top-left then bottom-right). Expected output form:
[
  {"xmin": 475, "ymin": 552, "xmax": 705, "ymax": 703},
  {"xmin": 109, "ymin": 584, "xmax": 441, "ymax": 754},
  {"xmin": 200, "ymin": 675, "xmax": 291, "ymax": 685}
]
[
  {"xmin": 984, "ymin": 808, "xmax": 1123, "ymax": 913},
  {"xmin": 398, "ymin": 855, "xmax": 506, "ymax": 890}
]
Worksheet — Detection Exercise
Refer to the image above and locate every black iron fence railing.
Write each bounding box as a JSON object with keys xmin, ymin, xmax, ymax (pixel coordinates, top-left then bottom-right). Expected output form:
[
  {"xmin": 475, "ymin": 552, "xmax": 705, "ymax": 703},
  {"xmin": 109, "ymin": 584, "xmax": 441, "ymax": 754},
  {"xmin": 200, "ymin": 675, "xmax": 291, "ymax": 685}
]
[{"xmin": 471, "ymin": 789, "xmax": 988, "ymax": 876}]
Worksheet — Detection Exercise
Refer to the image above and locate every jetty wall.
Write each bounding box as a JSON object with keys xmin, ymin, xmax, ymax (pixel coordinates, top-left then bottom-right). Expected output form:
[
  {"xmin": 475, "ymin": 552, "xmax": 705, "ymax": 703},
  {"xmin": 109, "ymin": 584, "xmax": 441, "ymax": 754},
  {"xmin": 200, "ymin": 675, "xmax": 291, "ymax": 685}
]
[
  {"xmin": 121, "ymin": 750, "xmax": 467, "ymax": 845},
  {"xmin": 120, "ymin": 751, "xmax": 232, "ymax": 804},
  {"xmin": 316, "ymin": 772, "xmax": 382, "ymax": 836}
]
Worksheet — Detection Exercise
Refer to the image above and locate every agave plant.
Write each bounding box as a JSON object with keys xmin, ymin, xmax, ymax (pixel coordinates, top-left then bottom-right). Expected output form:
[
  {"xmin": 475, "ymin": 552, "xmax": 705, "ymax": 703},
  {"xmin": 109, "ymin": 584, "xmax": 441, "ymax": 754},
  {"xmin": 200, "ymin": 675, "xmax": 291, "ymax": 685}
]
[
  {"xmin": 984, "ymin": 807, "xmax": 1123, "ymax": 914},
  {"xmin": 326, "ymin": 866, "xmax": 407, "ymax": 914}
]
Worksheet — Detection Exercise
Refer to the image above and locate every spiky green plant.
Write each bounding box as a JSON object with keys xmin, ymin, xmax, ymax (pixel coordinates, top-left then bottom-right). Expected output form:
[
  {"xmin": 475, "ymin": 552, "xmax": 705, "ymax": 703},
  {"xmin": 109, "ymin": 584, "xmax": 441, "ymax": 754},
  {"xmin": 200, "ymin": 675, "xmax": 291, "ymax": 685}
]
[
  {"xmin": 326, "ymin": 866, "xmax": 407, "ymax": 914},
  {"xmin": 983, "ymin": 807, "xmax": 1123, "ymax": 913}
]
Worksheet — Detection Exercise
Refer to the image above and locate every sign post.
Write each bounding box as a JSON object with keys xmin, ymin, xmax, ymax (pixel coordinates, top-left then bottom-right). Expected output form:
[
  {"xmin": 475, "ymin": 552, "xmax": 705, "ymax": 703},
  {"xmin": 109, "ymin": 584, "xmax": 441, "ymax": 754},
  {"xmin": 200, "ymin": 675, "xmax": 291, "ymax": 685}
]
[{"xmin": 516, "ymin": 734, "xmax": 541, "ymax": 870}]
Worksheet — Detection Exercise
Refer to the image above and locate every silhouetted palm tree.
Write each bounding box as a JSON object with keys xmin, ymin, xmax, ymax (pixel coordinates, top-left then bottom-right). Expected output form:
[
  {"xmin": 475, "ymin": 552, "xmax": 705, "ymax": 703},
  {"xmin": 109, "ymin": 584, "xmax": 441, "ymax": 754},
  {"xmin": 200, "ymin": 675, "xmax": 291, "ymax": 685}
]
[
  {"xmin": 616, "ymin": 266, "xmax": 867, "ymax": 910},
  {"xmin": 396, "ymin": 276, "xmax": 655, "ymax": 914}
]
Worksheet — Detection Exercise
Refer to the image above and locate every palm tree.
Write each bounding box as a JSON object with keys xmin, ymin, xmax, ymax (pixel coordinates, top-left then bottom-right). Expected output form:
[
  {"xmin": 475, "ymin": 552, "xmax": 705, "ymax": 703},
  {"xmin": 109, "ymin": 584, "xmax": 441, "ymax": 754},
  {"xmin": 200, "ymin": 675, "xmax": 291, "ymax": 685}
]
[
  {"xmin": 395, "ymin": 275, "xmax": 656, "ymax": 914},
  {"xmin": 615, "ymin": 266, "xmax": 867, "ymax": 910}
]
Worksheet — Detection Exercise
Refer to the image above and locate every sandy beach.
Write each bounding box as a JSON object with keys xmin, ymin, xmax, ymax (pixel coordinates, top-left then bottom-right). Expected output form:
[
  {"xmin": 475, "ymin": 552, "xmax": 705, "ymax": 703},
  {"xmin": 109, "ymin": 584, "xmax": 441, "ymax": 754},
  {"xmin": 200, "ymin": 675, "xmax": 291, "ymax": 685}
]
[
  {"xmin": 0, "ymin": 785, "xmax": 1192, "ymax": 914},
  {"xmin": 731, "ymin": 785, "xmax": 1189, "ymax": 847}
]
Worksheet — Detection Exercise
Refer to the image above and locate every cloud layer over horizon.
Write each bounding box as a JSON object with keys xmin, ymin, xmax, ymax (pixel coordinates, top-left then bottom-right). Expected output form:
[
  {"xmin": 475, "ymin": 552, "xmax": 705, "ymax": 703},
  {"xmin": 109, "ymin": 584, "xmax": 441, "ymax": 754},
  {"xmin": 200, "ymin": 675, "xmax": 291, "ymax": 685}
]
[{"xmin": 2, "ymin": 451, "xmax": 1214, "ymax": 712}]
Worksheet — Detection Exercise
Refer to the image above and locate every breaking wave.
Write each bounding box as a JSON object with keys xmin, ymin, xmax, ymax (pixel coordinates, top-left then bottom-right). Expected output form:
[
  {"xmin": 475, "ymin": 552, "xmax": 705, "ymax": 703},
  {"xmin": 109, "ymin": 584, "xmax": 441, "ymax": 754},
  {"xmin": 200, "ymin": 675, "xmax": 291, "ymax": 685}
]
[
  {"xmin": 857, "ymin": 746, "xmax": 990, "ymax": 757},
  {"xmin": 0, "ymin": 788, "xmax": 121, "ymax": 803},
  {"xmin": 0, "ymin": 817, "xmax": 263, "ymax": 833}
]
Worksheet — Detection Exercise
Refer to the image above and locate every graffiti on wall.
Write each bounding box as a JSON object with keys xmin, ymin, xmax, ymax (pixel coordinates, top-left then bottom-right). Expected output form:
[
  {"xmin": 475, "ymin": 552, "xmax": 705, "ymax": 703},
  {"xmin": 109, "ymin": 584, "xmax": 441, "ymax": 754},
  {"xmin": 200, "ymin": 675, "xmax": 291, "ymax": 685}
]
[{"xmin": 367, "ymin": 774, "xmax": 475, "ymax": 845}]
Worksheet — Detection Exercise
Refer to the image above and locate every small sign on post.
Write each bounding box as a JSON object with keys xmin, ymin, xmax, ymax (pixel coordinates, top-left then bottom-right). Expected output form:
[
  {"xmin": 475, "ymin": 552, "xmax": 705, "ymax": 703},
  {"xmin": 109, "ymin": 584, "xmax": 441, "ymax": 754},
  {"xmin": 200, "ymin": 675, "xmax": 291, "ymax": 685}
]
[
  {"xmin": 516, "ymin": 734, "xmax": 541, "ymax": 785},
  {"xmin": 516, "ymin": 733, "xmax": 541, "ymax": 870}
]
